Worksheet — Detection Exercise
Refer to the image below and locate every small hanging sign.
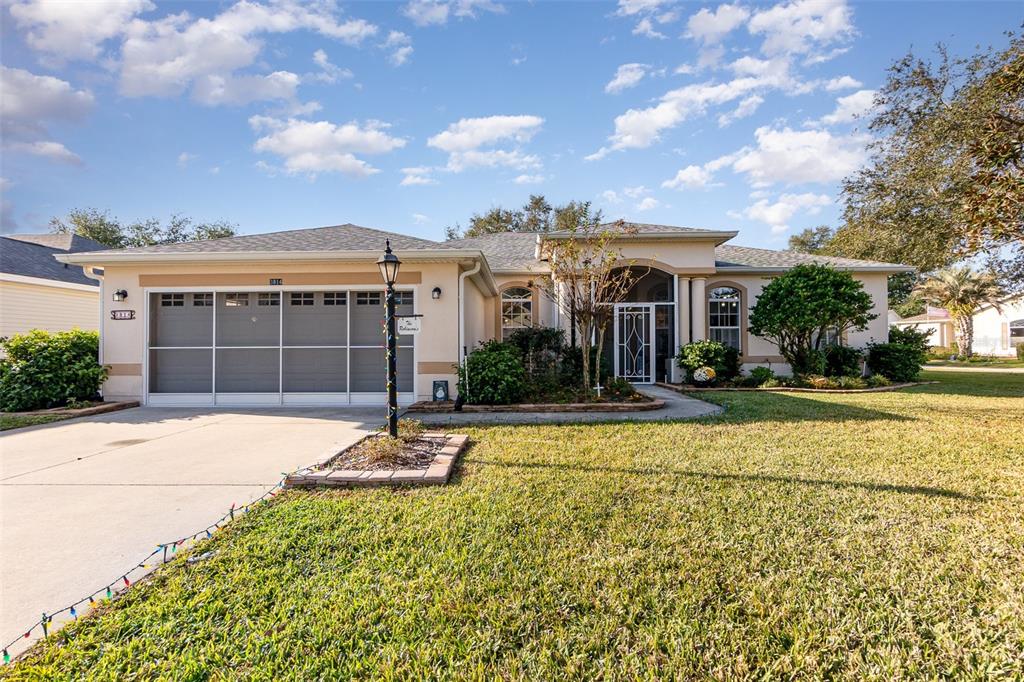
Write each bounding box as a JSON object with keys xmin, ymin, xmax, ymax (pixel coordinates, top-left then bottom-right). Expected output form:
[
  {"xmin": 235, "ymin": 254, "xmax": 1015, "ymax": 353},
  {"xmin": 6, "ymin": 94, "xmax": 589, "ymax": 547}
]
[
  {"xmin": 110, "ymin": 310, "xmax": 135, "ymax": 320},
  {"xmin": 397, "ymin": 316, "xmax": 421, "ymax": 335}
]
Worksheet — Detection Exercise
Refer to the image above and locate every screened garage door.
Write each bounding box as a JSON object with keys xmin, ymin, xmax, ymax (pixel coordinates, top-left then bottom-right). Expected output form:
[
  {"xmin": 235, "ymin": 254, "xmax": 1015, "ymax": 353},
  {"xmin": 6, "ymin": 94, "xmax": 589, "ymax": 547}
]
[{"xmin": 147, "ymin": 290, "xmax": 414, "ymax": 406}]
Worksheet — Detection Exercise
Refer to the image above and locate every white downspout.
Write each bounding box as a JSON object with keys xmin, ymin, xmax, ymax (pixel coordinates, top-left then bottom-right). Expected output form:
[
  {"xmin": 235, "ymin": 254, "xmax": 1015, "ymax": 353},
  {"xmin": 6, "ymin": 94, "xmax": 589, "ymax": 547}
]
[{"xmin": 458, "ymin": 261, "xmax": 482, "ymax": 394}]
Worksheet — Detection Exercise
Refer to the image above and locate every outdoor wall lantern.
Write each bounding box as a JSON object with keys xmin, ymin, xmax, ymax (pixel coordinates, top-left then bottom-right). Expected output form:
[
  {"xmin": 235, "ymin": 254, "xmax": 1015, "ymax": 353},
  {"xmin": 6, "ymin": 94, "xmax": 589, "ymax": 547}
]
[
  {"xmin": 432, "ymin": 286, "xmax": 442, "ymax": 300},
  {"xmin": 112, "ymin": 289, "xmax": 128, "ymax": 302},
  {"xmin": 376, "ymin": 240, "xmax": 402, "ymax": 438}
]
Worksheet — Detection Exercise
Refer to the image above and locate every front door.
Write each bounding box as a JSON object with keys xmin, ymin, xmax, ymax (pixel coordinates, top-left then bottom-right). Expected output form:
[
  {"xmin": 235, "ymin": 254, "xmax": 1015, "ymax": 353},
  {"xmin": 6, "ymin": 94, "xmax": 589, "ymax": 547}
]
[{"xmin": 614, "ymin": 304, "xmax": 655, "ymax": 383}]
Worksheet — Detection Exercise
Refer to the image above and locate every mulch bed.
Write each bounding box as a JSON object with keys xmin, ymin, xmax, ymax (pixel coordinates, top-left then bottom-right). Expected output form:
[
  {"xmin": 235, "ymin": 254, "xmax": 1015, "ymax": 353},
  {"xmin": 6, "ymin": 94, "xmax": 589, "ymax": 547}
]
[
  {"xmin": 323, "ymin": 434, "xmax": 448, "ymax": 471},
  {"xmin": 406, "ymin": 393, "xmax": 663, "ymax": 413}
]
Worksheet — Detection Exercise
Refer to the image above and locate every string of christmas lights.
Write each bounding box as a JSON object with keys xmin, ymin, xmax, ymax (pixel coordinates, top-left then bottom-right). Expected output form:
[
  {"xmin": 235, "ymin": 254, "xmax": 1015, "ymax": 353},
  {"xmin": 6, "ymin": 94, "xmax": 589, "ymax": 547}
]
[{"xmin": 1, "ymin": 474, "xmax": 291, "ymax": 665}]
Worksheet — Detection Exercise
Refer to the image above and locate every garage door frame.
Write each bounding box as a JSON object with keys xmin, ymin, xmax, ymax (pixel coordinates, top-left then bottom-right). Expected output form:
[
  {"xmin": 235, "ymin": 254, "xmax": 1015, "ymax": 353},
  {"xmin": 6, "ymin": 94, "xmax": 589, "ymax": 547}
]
[{"xmin": 143, "ymin": 285, "xmax": 418, "ymax": 407}]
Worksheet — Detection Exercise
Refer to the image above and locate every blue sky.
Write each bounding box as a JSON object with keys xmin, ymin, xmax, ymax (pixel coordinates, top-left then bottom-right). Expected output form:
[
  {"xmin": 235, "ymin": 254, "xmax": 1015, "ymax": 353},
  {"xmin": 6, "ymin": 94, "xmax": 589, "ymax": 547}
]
[{"xmin": 1, "ymin": 0, "xmax": 1018, "ymax": 248}]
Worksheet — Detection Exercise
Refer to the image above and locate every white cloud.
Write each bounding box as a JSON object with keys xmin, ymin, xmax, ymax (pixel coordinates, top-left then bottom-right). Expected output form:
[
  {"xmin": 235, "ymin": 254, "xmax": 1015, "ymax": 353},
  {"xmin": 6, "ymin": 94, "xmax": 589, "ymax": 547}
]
[
  {"xmin": 717, "ymin": 94, "xmax": 763, "ymax": 127},
  {"xmin": 0, "ymin": 66, "xmax": 93, "ymax": 164},
  {"xmin": 605, "ymin": 63, "xmax": 650, "ymax": 94},
  {"xmin": 7, "ymin": 140, "xmax": 83, "ymax": 165},
  {"xmin": 818, "ymin": 88, "xmax": 875, "ymax": 125},
  {"xmin": 616, "ymin": 0, "xmax": 670, "ymax": 16},
  {"xmin": 635, "ymin": 196, "xmax": 661, "ymax": 211},
  {"xmin": 8, "ymin": 0, "xmax": 152, "ymax": 63},
  {"xmin": 400, "ymin": 166, "xmax": 438, "ymax": 186},
  {"xmin": 623, "ymin": 185, "xmax": 650, "ymax": 199},
  {"xmin": 748, "ymin": 0, "xmax": 854, "ymax": 58},
  {"xmin": 662, "ymin": 164, "xmax": 714, "ymax": 190},
  {"xmin": 727, "ymin": 125, "xmax": 866, "ymax": 186},
  {"xmin": 632, "ymin": 17, "xmax": 666, "ymax": 39},
  {"xmin": 824, "ymin": 75, "xmax": 862, "ymax": 91},
  {"xmin": 312, "ymin": 49, "xmax": 354, "ymax": 83},
  {"xmin": 513, "ymin": 174, "xmax": 545, "ymax": 184},
  {"xmin": 412, "ymin": 213, "xmax": 430, "ymax": 224},
  {"xmin": 250, "ymin": 116, "xmax": 406, "ymax": 177},
  {"xmin": 119, "ymin": 1, "xmax": 377, "ymax": 103},
  {"xmin": 382, "ymin": 31, "xmax": 413, "ymax": 66},
  {"xmin": 674, "ymin": 63, "xmax": 695, "ymax": 75},
  {"xmin": 601, "ymin": 190, "xmax": 623, "ymax": 203},
  {"xmin": 402, "ymin": 0, "xmax": 504, "ymax": 27},
  {"xmin": 739, "ymin": 192, "xmax": 831, "ymax": 233},
  {"xmin": 428, "ymin": 114, "xmax": 544, "ymax": 172},
  {"xmin": 177, "ymin": 152, "xmax": 196, "ymax": 168},
  {"xmin": 685, "ymin": 3, "xmax": 750, "ymax": 44}
]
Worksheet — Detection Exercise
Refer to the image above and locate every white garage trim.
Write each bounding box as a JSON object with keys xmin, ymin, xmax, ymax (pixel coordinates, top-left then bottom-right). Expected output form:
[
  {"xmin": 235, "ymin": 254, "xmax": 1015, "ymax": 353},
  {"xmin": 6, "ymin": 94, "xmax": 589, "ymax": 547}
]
[{"xmin": 143, "ymin": 285, "xmax": 417, "ymax": 407}]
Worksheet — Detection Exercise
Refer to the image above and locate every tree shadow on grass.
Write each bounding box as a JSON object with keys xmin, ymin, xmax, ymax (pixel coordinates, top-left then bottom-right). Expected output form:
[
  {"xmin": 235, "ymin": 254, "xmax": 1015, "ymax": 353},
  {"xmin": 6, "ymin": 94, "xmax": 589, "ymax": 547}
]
[
  {"xmin": 914, "ymin": 371, "xmax": 1024, "ymax": 399},
  {"xmin": 465, "ymin": 457, "xmax": 982, "ymax": 502},
  {"xmin": 686, "ymin": 391, "xmax": 913, "ymax": 425}
]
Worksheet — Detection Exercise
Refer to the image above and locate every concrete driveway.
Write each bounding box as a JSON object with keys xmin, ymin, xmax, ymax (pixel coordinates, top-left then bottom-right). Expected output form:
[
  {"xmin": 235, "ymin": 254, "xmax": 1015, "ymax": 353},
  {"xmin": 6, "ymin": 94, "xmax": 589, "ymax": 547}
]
[{"xmin": 0, "ymin": 406, "xmax": 379, "ymax": 658}]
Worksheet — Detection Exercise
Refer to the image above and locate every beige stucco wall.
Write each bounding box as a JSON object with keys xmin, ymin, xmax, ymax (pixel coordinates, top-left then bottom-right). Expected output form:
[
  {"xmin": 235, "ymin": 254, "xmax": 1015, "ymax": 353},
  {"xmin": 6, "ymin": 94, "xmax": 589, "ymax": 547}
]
[
  {"xmin": 974, "ymin": 298, "xmax": 1024, "ymax": 356},
  {"xmin": 96, "ymin": 260, "xmax": 466, "ymax": 402},
  {"xmin": 0, "ymin": 279, "xmax": 99, "ymax": 338}
]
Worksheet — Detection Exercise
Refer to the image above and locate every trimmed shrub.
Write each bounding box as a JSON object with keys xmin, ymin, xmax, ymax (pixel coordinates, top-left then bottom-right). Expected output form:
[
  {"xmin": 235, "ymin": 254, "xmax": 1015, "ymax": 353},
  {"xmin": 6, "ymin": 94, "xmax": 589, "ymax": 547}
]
[
  {"xmin": 888, "ymin": 325, "xmax": 932, "ymax": 356},
  {"xmin": 867, "ymin": 342, "xmax": 925, "ymax": 382},
  {"xmin": 508, "ymin": 327, "xmax": 564, "ymax": 396},
  {"xmin": 676, "ymin": 340, "xmax": 740, "ymax": 383},
  {"xmin": 0, "ymin": 329, "xmax": 107, "ymax": 412},
  {"xmin": 602, "ymin": 376, "xmax": 637, "ymax": 400},
  {"xmin": 750, "ymin": 366, "xmax": 775, "ymax": 386},
  {"xmin": 866, "ymin": 374, "xmax": 892, "ymax": 388},
  {"xmin": 1017, "ymin": 344, "xmax": 1024, "ymax": 361},
  {"xmin": 824, "ymin": 345, "xmax": 863, "ymax": 377},
  {"xmin": 457, "ymin": 341, "xmax": 526, "ymax": 405}
]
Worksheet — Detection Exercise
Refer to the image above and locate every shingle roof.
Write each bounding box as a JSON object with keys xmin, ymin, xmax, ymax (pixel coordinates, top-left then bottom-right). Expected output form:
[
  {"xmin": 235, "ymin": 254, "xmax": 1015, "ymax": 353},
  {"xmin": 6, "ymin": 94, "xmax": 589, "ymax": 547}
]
[
  {"xmin": 5, "ymin": 233, "xmax": 107, "ymax": 253},
  {"xmin": 1, "ymin": 235, "xmax": 106, "ymax": 286},
  {"xmin": 548, "ymin": 221, "xmax": 726, "ymax": 237},
  {"xmin": 444, "ymin": 232, "xmax": 541, "ymax": 271},
  {"xmin": 715, "ymin": 244, "xmax": 910, "ymax": 270},
  {"xmin": 76, "ymin": 224, "xmax": 444, "ymax": 255}
]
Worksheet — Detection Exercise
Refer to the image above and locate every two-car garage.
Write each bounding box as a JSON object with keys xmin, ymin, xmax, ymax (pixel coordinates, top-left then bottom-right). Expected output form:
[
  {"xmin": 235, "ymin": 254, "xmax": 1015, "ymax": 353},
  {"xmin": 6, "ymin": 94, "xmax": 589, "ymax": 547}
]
[{"xmin": 146, "ymin": 289, "xmax": 415, "ymax": 406}]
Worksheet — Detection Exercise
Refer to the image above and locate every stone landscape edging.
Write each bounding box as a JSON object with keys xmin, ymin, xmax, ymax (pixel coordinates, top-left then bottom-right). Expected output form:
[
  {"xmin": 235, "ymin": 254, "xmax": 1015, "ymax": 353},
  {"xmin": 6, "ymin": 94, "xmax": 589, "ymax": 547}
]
[
  {"xmin": 405, "ymin": 393, "xmax": 664, "ymax": 413},
  {"xmin": 6, "ymin": 401, "xmax": 140, "ymax": 420},
  {"xmin": 284, "ymin": 432, "xmax": 469, "ymax": 489},
  {"xmin": 656, "ymin": 381, "xmax": 938, "ymax": 395}
]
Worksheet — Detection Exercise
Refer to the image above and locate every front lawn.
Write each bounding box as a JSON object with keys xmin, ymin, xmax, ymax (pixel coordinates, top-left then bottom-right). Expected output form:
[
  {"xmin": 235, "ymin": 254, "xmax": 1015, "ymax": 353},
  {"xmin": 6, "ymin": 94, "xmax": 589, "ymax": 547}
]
[
  {"xmin": 928, "ymin": 357, "xmax": 1024, "ymax": 368},
  {"xmin": 6, "ymin": 371, "xmax": 1023, "ymax": 678}
]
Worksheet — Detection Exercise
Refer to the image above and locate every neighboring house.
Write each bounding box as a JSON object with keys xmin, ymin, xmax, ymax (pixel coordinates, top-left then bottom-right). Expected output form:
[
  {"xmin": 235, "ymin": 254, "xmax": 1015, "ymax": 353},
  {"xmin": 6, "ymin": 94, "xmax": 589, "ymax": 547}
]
[
  {"xmin": 894, "ymin": 296, "xmax": 1024, "ymax": 356},
  {"xmin": 1, "ymin": 233, "xmax": 106, "ymax": 340},
  {"xmin": 55, "ymin": 222, "xmax": 910, "ymax": 406}
]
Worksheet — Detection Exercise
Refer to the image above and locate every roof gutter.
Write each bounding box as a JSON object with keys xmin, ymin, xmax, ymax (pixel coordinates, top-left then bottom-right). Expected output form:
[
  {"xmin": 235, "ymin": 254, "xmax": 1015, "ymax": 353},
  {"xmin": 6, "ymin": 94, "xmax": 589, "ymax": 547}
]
[
  {"xmin": 458, "ymin": 260, "xmax": 483, "ymax": 378},
  {"xmin": 54, "ymin": 248, "xmax": 489, "ymax": 265},
  {"xmin": 543, "ymin": 230, "xmax": 739, "ymax": 245}
]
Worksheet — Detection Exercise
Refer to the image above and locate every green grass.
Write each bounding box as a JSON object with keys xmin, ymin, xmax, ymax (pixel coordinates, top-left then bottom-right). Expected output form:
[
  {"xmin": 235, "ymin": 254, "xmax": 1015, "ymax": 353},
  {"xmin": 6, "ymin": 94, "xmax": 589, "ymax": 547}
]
[
  {"xmin": 927, "ymin": 357, "xmax": 1024, "ymax": 368},
  {"xmin": 5, "ymin": 371, "xmax": 1024, "ymax": 679},
  {"xmin": 0, "ymin": 413, "xmax": 71, "ymax": 431}
]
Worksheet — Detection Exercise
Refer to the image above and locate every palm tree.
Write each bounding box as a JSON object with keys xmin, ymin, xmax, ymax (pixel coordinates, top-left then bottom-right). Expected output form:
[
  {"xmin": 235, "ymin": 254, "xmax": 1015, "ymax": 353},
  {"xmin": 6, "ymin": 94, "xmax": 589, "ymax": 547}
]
[{"xmin": 914, "ymin": 267, "xmax": 1005, "ymax": 358}]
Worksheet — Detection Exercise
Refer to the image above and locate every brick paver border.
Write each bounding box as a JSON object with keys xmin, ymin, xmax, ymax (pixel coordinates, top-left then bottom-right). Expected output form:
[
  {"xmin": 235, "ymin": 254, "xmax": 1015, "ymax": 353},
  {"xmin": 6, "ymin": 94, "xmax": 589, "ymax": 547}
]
[{"xmin": 284, "ymin": 433, "xmax": 469, "ymax": 489}]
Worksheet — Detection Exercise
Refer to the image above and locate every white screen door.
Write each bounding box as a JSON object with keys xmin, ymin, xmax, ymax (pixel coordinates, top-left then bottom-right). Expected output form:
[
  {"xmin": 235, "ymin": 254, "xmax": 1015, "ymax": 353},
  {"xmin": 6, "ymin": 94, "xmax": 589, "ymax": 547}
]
[{"xmin": 614, "ymin": 304, "xmax": 654, "ymax": 383}]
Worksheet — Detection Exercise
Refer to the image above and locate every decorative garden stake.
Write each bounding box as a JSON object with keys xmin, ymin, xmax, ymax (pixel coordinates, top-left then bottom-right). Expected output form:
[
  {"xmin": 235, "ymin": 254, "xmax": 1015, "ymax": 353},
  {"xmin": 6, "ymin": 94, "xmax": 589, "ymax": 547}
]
[{"xmin": 376, "ymin": 240, "xmax": 402, "ymax": 438}]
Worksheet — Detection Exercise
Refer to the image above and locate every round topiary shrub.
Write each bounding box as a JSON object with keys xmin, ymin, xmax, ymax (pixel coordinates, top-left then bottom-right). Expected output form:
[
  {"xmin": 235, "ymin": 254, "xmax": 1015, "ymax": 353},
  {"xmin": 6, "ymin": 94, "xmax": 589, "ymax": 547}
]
[{"xmin": 456, "ymin": 340, "xmax": 527, "ymax": 405}]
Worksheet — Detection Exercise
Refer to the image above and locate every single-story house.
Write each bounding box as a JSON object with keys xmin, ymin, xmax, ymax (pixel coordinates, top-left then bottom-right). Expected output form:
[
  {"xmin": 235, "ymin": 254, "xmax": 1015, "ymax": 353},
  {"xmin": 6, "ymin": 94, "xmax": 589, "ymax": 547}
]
[
  {"xmin": 1, "ymin": 233, "xmax": 106, "ymax": 340},
  {"xmin": 55, "ymin": 222, "xmax": 911, "ymax": 406},
  {"xmin": 893, "ymin": 296, "xmax": 1024, "ymax": 356}
]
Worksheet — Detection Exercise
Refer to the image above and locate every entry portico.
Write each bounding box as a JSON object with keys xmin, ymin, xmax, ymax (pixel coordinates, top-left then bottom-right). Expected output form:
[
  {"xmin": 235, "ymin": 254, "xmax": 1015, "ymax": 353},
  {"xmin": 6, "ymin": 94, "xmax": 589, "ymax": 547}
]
[{"xmin": 56, "ymin": 221, "xmax": 911, "ymax": 405}]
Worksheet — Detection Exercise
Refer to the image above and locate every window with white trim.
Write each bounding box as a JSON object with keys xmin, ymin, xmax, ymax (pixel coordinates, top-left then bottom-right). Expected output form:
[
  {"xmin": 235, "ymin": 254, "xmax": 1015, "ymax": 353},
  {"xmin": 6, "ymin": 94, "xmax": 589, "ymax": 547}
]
[
  {"xmin": 356, "ymin": 292, "xmax": 381, "ymax": 306},
  {"xmin": 192, "ymin": 293, "xmax": 212, "ymax": 307},
  {"xmin": 289, "ymin": 292, "xmax": 313, "ymax": 306},
  {"xmin": 708, "ymin": 286, "xmax": 741, "ymax": 351},
  {"xmin": 1011, "ymin": 319, "xmax": 1024, "ymax": 346},
  {"xmin": 501, "ymin": 287, "xmax": 533, "ymax": 340},
  {"xmin": 323, "ymin": 292, "xmax": 346, "ymax": 306},
  {"xmin": 258, "ymin": 292, "xmax": 280, "ymax": 306},
  {"xmin": 161, "ymin": 293, "xmax": 185, "ymax": 307}
]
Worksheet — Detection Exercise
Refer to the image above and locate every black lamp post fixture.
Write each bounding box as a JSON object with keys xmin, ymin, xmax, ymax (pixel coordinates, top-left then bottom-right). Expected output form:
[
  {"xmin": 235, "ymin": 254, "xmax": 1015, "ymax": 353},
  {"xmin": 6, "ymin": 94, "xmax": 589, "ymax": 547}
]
[{"xmin": 376, "ymin": 240, "xmax": 402, "ymax": 438}]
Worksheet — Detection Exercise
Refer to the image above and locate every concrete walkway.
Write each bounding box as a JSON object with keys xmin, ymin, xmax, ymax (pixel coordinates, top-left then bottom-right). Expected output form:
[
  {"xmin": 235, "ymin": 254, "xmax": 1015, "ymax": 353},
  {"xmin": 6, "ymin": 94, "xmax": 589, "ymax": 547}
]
[
  {"xmin": 409, "ymin": 385, "xmax": 722, "ymax": 426},
  {"xmin": 1, "ymin": 407, "xmax": 377, "ymax": 659}
]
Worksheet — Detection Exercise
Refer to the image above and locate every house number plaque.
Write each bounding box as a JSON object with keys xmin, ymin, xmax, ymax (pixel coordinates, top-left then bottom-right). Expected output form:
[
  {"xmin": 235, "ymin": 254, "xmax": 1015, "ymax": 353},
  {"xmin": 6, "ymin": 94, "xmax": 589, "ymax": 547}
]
[{"xmin": 111, "ymin": 310, "xmax": 136, "ymax": 320}]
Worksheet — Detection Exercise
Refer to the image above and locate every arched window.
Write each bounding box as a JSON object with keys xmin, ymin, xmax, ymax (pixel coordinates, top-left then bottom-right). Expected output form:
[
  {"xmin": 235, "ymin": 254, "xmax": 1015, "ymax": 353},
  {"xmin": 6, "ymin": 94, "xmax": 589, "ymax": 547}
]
[
  {"xmin": 501, "ymin": 287, "xmax": 533, "ymax": 340},
  {"xmin": 708, "ymin": 286, "xmax": 741, "ymax": 351}
]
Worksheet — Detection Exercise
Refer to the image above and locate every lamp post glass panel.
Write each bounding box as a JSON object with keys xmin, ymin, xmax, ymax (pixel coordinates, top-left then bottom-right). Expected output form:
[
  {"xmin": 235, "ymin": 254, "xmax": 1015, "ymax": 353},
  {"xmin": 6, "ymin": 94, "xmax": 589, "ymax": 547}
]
[{"xmin": 377, "ymin": 240, "xmax": 402, "ymax": 438}]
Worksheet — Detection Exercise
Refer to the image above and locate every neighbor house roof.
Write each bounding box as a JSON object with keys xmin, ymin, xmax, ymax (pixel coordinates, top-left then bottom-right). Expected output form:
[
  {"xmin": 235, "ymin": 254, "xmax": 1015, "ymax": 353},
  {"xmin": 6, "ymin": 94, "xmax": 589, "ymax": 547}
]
[
  {"xmin": 714, "ymin": 244, "xmax": 913, "ymax": 272},
  {"xmin": 1, "ymin": 234, "xmax": 107, "ymax": 286}
]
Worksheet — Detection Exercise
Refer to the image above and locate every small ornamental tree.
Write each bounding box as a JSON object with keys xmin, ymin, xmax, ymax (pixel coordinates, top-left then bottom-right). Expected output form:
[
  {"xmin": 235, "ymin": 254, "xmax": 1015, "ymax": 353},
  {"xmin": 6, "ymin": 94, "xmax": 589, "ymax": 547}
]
[{"xmin": 747, "ymin": 264, "xmax": 876, "ymax": 376}]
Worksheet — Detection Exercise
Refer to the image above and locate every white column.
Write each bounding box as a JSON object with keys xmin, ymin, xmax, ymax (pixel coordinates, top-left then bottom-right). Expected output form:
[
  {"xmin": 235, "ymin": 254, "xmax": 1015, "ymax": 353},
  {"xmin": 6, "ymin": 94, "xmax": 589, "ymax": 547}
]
[
  {"xmin": 691, "ymin": 277, "xmax": 707, "ymax": 342},
  {"xmin": 672, "ymin": 277, "xmax": 691, "ymax": 382}
]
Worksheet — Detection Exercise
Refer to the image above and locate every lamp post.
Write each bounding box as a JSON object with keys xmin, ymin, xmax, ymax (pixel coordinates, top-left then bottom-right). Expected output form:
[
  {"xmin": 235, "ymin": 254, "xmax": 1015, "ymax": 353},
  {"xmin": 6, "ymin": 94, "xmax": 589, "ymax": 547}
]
[{"xmin": 377, "ymin": 240, "xmax": 402, "ymax": 438}]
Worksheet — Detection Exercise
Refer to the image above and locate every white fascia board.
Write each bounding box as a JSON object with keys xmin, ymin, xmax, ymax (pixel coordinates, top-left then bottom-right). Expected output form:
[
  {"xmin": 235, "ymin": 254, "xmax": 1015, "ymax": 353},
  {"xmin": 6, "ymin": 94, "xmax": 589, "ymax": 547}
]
[
  {"xmin": 0, "ymin": 272, "xmax": 99, "ymax": 292},
  {"xmin": 545, "ymin": 231, "xmax": 739, "ymax": 244}
]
